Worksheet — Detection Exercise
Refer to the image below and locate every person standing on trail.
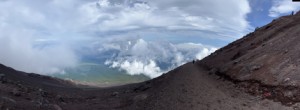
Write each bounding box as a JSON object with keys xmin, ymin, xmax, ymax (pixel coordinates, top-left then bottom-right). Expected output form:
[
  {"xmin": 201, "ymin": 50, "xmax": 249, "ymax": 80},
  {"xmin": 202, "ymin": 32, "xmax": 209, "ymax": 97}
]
[{"xmin": 192, "ymin": 60, "xmax": 195, "ymax": 64}]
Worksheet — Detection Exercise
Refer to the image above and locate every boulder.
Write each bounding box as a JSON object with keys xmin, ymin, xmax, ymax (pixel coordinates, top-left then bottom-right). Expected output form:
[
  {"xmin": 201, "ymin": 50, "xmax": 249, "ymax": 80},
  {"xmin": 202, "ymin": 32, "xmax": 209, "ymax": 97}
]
[
  {"xmin": 48, "ymin": 104, "xmax": 62, "ymax": 110},
  {"xmin": 251, "ymin": 65, "xmax": 262, "ymax": 71},
  {"xmin": 0, "ymin": 73, "xmax": 5, "ymax": 78},
  {"xmin": 11, "ymin": 89, "xmax": 21, "ymax": 97},
  {"xmin": 111, "ymin": 92, "xmax": 119, "ymax": 97},
  {"xmin": 0, "ymin": 74, "xmax": 6, "ymax": 83}
]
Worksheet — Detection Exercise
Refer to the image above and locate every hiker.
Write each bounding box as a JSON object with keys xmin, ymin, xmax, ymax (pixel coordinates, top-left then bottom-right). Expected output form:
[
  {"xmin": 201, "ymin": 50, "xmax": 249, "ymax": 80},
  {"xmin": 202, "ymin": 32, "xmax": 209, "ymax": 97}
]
[
  {"xmin": 291, "ymin": 11, "xmax": 294, "ymax": 15},
  {"xmin": 192, "ymin": 60, "xmax": 195, "ymax": 64}
]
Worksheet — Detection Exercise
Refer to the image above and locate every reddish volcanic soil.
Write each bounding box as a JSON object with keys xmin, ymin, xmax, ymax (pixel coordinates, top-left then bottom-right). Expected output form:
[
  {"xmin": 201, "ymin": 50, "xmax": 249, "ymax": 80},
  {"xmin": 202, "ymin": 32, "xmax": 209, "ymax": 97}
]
[{"xmin": 1, "ymin": 12, "xmax": 300, "ymax": 110}]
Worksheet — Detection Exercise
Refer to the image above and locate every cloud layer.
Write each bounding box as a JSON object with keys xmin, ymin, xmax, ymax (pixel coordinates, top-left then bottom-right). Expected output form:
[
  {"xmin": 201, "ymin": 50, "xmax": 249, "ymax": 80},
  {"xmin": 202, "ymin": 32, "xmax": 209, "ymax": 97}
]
[
  {"xmin": 84, "ymin": 0, "xmax": 252, "ymax": 39},
  {"xmin": 0, "ymin": 26, "xmax": 78, "ymax": 74},
  {"xmin": 0, "ymin": 0, "xmax": 250, "ymax": 76}
]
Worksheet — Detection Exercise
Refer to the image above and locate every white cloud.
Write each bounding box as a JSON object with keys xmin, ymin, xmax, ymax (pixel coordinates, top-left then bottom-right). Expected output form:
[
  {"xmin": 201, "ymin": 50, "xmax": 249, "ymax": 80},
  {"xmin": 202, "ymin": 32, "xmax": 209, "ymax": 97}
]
[
  {"xmin": 0, "ymin": 26, "xmax": 78, "ymax": 74},
  {"xmin": 0, "ymin": 0, "xmax": 252, "ymax": 40},
  {"xmin": 0, "ymin": 0, "xmax": 80, "ymax": 74},
  {"xmin": 269, "ymin": 0, "xmax": 300, "ymax": 17},
  {"xmin": 77, "ymin": 0, "xmax": 251, "ymax": 39},
  {"xmin": 107, "ymin": 60, "xmax": 162, "ymax": 78},
  {"xmin": 102, "ymin": 38, "xmax": 217, "ymax": 78}
]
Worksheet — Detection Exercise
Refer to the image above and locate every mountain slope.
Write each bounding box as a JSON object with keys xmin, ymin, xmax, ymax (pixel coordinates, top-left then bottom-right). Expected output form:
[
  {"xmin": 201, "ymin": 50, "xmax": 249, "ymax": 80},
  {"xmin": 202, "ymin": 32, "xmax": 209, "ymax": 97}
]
[
  {"xmin": 201, "ymin": 12, "xmax": 300, "ymax": 86},
  {"xmin": 0, "ymin": 62, "xmax": 293, "ymax": 110},
  {"xmin": 126, "ymin": 63, "xmax": 292, "ymax": 110}
]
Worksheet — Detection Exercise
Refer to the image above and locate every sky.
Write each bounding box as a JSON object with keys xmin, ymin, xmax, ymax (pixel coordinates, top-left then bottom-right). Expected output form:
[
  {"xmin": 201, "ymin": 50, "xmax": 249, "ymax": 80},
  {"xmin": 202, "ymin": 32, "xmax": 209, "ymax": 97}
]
[{"xmin": 0, "ymin": 0, "xmax": 300, "ymax": 78}]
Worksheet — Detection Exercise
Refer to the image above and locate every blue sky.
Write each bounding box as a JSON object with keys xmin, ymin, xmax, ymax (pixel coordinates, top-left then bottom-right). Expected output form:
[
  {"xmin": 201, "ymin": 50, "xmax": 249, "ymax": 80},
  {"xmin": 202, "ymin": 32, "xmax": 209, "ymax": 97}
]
[
  {"xmin": 248, "ymin": 0, "xmax": 274, "ymax": 28},
  {"xmin": 0, "ymin": 0, "xmax": 300, "ymax": 77},
  {"xmin": 248, "ymin": 0, "xmax": 300, "ymax": 27}
]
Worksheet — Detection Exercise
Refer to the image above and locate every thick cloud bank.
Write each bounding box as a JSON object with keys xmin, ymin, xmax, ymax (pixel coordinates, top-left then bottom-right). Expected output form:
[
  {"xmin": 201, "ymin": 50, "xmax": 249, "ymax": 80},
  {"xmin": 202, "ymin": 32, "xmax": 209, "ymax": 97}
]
[
  {"xmin": 101, "ymin": 38, "xmax": 217, "ymax": 78},
  {"xmin": 0, "ymin": 27, "xmax": 77, "ymax": 74},
  {"xmin": 0, "ymin": 0, "xmax": 249, "ymax": 76},
  {"xmin": 269, "ymin": 0, "xmax": 300, "ymax": 17}
]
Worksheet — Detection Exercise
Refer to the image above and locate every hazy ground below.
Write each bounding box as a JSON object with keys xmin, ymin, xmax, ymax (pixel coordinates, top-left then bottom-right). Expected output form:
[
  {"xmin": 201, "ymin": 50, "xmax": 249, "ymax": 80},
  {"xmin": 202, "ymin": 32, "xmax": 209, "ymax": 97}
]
[{"xmin": 51, "ymin": 62, "xmax": 150, "ymax": 87}]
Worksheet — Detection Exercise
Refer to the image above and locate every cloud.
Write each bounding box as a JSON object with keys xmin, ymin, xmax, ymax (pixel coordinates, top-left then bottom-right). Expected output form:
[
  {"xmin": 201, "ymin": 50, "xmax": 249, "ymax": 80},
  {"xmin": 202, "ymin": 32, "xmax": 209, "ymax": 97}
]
[
  {"xmin": 0, "ymin": 0, "xmax": 252, "ymax": 40},
  {"xmin": 0, "ymin": 26, "xmax": 78, "ymax": 74},
  {"xmin": 0, "ymin": 0, "xmax": 248, "ymax": 76},
  {"xmin": 102, "ymin": 38, "xmax": 217, "ymax": 78},
  {"xmin": 0, "ymin": 0, "xmax": 80, "ymax": 74},
  {"xmin": 106, "ymin": 60, "xmax": 162, "ymax": 78},
  {"xmin": 78, "ymin": 0, "xmax": 252, "ymax": 39},
  {"xmin": 269, "ymin": 0, "xmax": 300, "ymax": 17}
]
